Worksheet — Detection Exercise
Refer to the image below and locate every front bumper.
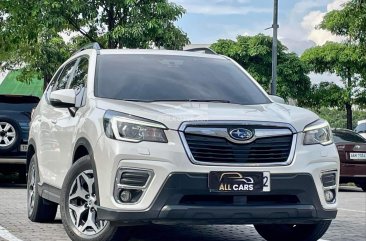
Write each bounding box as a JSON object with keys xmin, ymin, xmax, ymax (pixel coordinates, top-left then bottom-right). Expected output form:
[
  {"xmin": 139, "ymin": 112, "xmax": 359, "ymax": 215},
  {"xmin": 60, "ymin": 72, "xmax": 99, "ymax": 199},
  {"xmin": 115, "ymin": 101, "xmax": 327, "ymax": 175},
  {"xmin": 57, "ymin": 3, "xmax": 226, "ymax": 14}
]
[{"xmin": 98, "ymin": 173, "xmax": 337, "ymax": 225}]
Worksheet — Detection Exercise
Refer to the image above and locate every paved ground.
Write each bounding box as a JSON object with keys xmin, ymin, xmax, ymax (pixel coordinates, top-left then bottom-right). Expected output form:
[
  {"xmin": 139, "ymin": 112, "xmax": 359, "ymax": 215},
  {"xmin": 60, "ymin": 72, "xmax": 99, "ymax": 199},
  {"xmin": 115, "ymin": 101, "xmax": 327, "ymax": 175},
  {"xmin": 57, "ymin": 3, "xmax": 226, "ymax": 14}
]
[{"xmin": 0, "ymin": 176, "xmax": 365, "ymax": 241}]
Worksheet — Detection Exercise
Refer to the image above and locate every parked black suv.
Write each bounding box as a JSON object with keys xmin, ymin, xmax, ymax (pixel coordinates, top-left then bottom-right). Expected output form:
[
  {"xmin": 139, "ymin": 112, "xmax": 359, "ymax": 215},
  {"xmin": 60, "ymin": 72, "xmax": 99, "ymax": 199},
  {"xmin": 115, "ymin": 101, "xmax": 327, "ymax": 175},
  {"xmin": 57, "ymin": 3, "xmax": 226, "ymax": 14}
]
[{"xmin": 0, "ymin": 95, "xmax": 39, "ymax": 181}]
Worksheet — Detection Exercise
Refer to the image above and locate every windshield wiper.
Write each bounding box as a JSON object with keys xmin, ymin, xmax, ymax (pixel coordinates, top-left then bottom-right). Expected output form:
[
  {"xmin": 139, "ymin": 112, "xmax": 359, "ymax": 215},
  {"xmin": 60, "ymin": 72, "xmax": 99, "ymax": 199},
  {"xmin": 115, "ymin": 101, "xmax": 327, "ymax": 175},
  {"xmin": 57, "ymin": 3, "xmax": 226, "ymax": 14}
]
[
  {"xmin": 149, "ymin": 99, "xmax": 231, "ymax": 103},
  {"xmin": 122, "ymin": 99, "xmax": 154, "ymax": 102},
  {"xmin": 188, "ymin": 99, "xmax": 231, "ymax": 103},
  {"xmin": 122, "ymin": 99, "xmax": 231, "ymax": 103}
]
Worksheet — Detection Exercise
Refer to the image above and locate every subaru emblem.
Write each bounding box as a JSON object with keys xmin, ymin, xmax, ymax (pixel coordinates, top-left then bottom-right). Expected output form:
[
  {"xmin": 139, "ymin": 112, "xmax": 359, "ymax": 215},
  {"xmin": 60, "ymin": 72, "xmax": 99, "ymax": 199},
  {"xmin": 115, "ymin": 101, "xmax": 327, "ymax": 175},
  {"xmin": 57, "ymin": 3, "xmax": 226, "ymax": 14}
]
[{"xmin": 229, "ymin": 128, "xmax": 254, "ymax": 141}]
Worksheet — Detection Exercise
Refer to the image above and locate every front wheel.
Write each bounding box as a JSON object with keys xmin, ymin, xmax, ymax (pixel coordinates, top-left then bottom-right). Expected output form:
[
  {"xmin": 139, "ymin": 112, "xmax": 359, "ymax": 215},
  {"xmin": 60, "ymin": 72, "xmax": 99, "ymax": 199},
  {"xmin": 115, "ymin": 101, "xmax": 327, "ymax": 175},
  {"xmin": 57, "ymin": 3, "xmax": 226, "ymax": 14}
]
[
  {"xmin": 60, "ymin": 155, "xmax": 129, "ymax": 241},
  {"xmin": 254, "ymin": 221, "xmax": 332, "ymax": 241}
]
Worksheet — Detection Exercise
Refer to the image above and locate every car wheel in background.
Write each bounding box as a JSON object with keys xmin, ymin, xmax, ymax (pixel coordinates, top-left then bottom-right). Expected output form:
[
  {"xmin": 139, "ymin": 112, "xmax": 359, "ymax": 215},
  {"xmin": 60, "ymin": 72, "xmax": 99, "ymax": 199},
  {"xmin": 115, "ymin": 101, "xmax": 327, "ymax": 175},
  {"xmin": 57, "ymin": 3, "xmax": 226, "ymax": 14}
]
[
  {"xmin": 60, "ymin": 155, "xmax": 130, "ymax": 241},
  {"xmin": 0, "ymin": 119, "xmax": 20, "ymax": 153},
  {"xmin": 27, "ymin": 155, "xmax": 58, "ymax": 222},
  {"xmin": 254, "ymin": 221, "xmax": 332, "ymax": 241}
]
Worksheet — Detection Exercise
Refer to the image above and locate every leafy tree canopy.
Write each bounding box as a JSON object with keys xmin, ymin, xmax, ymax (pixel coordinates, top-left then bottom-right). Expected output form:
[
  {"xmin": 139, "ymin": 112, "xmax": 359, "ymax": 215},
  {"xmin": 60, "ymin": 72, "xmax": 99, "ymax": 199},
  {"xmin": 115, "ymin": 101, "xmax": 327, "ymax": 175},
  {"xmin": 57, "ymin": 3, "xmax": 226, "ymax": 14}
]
[
  {"xmin": 320, "ymin": 0, "xmax": 366, "ymax": 48},
  {"xmin": 0, "ymin": 0, "xmax": 189, "ymax": 88},
  {"xmin": 211, "ymin": 34, "xmax": 311, "ymax": 102},
  {"xmin": 301, "ymin": 0, "xmax": 366, "ymax": 129}
]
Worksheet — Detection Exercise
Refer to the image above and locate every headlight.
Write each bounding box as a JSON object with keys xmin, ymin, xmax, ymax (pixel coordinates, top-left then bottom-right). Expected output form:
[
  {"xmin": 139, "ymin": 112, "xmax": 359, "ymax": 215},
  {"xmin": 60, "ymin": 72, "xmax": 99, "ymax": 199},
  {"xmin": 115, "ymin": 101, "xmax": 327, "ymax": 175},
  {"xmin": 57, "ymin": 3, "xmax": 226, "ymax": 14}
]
[
  {"xmin": 303, "ymin": 119, "xmax": 333, "ymax": 145},
  {"xmin": 103, "ymin": 110, "xmax": 168, "ymax": 143}
]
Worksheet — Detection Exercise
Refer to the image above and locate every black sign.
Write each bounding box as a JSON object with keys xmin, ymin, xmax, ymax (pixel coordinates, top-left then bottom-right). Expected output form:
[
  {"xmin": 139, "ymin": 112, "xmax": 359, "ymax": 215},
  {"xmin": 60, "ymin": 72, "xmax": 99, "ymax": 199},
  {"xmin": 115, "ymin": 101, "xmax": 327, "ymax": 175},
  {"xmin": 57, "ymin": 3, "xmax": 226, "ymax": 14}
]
[{"xmin": 208, "ymin": 171, "xmax": 266, "ymax": 192}]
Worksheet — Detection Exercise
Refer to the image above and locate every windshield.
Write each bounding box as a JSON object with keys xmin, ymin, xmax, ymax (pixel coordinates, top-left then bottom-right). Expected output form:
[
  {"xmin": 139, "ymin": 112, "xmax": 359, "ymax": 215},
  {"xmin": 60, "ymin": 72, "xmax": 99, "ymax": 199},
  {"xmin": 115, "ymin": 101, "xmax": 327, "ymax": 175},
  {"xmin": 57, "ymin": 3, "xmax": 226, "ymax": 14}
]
[
  {"xmin": 333, "ymin": 130, "xmax": 366, "ymax": 143},
  {"xmin": 95, "ymin": 54, "xmax": 271, "ymax": 105},
  {"xmin": 355, "ymin": 123, "xmax": 366, "ymax": 133}
]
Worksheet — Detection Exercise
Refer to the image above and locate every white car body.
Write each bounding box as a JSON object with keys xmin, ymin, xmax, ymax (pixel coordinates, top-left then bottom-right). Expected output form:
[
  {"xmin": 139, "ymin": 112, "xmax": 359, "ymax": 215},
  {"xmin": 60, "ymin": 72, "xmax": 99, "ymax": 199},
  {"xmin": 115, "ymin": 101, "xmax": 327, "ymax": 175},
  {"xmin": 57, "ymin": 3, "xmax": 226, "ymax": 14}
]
[{"xmin": 28, "ymin": 47, "xmax": 339, "ymax": 241}]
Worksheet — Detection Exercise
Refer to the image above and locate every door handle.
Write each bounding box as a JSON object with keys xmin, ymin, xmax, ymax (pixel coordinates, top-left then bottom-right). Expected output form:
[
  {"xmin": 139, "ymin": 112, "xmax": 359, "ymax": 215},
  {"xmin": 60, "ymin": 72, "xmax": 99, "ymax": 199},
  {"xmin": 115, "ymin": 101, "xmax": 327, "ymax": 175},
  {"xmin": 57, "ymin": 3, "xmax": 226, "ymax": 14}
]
[{"xmin": 51, "ymin": 120, "xmax": 57, "ymax": 124}]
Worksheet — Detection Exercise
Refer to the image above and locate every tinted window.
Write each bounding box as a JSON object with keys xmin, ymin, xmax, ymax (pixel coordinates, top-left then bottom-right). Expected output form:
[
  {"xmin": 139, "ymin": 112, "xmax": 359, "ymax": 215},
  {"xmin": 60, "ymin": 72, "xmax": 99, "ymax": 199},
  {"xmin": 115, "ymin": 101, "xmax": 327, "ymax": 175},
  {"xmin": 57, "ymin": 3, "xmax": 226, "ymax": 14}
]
[
  {"xmin": 69, "ymin": 57, "xmax": 88, "ymax": 90},
  {"xmin": 0, "ymin": 95, "xmax": 39, "ymax": 112},
  {"xmin": 55, "ymin": 60, "xmax": 77, "ymax": 91},
  {"xmin": 46, "ymin": 67, "xmax": 64, "ymax": 102},
  {"xmin": 95, "ymin": 54, "xmax": 270, "ymax": 105},
  {"xmin": 333, "ymin": 131, "xmax": 366, "ymax": 143},
  {"xmin": 355, "ymin": 123, "xmax": 366, "ymax": 133}
]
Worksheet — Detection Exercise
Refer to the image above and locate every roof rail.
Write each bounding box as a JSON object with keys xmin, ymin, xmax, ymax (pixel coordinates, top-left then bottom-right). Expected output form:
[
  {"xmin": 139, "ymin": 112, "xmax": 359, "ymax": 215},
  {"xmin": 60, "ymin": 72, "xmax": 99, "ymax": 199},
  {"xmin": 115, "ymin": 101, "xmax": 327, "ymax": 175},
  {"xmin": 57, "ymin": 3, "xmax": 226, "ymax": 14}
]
[
  {"xmin": 184, "ymin": 47, "xmax": 217, "ymax": 55},
  {"xmin": 72, "ymin": 42, "xmax": 101, "ymax": 55}
]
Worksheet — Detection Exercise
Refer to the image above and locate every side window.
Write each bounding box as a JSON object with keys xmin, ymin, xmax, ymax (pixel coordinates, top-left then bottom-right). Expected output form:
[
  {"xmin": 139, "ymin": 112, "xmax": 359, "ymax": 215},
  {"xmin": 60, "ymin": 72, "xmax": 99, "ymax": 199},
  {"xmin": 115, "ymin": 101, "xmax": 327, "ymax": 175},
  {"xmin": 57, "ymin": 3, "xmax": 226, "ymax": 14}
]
[
  {"xmin": 45, "ymin": 67, "xmax": 64, "ymax": 102},
  {"xmin": 54, "ymin": 60, "xmax": 77, "ymax": 91},
  {"xmin": 69, "ymin": 57, "xmax": 89, "ymax": 91}
]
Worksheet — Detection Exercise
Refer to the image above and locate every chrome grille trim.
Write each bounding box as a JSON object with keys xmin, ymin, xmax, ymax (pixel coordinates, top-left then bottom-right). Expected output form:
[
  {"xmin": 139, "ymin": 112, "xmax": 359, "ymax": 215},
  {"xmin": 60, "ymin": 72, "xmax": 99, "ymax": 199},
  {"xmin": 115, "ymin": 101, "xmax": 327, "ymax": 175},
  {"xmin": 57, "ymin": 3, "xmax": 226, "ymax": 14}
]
[
  {"xmin": 185, "ymin": 127, "xmax": 292, "ymax": 144},
  {"xmin": 178, "ymin": 121, "xmax": 297, "ymax": 167}
]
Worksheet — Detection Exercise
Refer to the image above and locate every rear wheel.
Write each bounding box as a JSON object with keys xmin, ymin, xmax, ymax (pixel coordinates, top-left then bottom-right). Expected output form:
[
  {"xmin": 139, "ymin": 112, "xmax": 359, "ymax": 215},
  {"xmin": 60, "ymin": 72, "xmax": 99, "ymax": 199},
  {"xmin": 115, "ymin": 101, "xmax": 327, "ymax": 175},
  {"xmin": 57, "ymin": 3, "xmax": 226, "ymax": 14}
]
[
  {"xmin": 254, "ymin": 221, "xmax": 332, "ymax": 241},
  {"xmin": 27, "ymin": 155, "xmax": 58, "ymax": 222},
  {"xmin": 60, "ymin": 155, "xmax": 129, "ymax": 241}
]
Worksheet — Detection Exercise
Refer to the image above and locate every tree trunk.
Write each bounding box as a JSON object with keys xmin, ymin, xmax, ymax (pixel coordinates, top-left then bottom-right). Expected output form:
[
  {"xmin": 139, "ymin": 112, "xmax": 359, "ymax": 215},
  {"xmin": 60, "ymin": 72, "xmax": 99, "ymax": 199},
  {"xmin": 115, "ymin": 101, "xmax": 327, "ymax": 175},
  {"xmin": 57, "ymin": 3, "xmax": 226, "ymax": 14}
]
[
  {"xmin": 345, "ymin": 102, "xmax": 353, "ymax": 130},
  {"xmin": 43, "ymin": 74, "xmax": 52, "ymax": 91},
  {"xmin": 346, "ymin": 68, "xmax": 353, "ymax": 130}
]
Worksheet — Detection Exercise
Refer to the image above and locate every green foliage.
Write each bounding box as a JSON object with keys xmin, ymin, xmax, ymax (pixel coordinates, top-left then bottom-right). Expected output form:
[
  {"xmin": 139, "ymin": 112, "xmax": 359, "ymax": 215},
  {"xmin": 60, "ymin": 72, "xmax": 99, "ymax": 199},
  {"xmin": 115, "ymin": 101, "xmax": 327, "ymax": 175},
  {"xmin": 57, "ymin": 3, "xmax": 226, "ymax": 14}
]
[
  {"xmin": 39, "ymin": 0, "xmax": 189, "ymax": 49},
  {"xmin": 301, "ymin": 82, "xmax": 345, "ymax": 109},
  {"xmin": 310, "ymin": 107, "xmax": 366, "ymax": 130},
  {"xmin": 0, "ymin": 0, "xmax": 189, "ymax": 88},
  {"xmin": 300, "ymin": 1, "xmax": 366, "ymax": 129},
  {"xmin": 211, "ymin": 34, "xmax": 311, "ymax": 102},
  {"xmin": 320, "ymin": 0, "xmax": 366, "ymax": 49},
  {"xmin": 301, "ymin": 42, "xmax": 366, "ymax": 107}
]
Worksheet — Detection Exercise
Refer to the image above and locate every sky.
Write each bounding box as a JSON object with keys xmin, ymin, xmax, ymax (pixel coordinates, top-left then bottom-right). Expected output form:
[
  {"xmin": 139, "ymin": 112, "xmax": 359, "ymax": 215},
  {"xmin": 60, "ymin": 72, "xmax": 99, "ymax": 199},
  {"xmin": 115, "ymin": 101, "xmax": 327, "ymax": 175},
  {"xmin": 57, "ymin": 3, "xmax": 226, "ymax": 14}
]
[
  {"xmin": 173, "ymin": 0, "xmax": 349, "ymax": 85},
  {"xmin": 174, "ymin": 0, "xmax": 347, "ymax": 55}
]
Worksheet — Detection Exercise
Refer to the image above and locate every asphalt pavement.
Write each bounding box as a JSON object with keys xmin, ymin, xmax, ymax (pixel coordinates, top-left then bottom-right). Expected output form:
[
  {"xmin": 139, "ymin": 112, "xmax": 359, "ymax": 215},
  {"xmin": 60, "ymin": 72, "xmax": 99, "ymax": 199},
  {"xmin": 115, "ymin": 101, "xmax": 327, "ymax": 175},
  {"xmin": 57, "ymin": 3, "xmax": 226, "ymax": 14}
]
[{"xmin": 0, "ymin": 175, "xmax": 365, "ymax": 241}]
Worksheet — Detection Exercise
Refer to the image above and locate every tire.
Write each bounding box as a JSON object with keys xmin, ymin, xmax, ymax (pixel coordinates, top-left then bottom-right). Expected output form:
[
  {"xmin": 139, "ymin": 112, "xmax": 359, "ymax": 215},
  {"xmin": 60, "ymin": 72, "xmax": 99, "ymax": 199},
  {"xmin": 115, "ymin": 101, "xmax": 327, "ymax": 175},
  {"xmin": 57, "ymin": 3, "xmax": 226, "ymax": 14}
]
[
  {"xmin": 27, "ymin": 155, "xmax": 58, "ymax": 222},
  {"xmin": 0, "ymin": 118, "xmax": 21, "ymax": 153},
  {"xmin": 254, "ymin": 220, "xmax": 332, "ymax": 241},
  {"xmin": 60, "ymin": 155, "xmax": 129, "ymax": 241}
]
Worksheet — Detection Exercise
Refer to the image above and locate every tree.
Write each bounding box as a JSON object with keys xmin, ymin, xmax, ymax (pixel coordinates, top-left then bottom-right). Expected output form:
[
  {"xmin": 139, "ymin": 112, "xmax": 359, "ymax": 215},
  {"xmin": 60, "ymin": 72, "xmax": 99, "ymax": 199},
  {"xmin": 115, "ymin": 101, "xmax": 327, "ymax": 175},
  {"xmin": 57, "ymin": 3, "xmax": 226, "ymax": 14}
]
[
  {"xmin": 0, "ymin": 0, "xmax": 189, "ymax": 88},
  {"xmin": 302, "ymin": 82, "xmax": 345, "ymax": 109},
  {"xmin": 301, "ymin": 0, "xmax": 366, "ymax": 129},
  {"xmin": 211, "ymin": 34, "xmax": 311, "ymax": 102},
  {"xmin": 321, "ymin": 0, "xmax": 366, "ymax": 50}
]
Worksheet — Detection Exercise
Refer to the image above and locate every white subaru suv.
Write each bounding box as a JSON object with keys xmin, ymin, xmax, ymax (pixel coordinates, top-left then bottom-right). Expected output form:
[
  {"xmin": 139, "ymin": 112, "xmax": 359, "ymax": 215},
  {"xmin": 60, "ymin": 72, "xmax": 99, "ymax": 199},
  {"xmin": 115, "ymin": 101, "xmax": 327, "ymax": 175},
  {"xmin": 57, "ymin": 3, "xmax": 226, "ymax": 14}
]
[{"xmin": 27, "ymin": 43, "xmax": 339, "ymax": 241}]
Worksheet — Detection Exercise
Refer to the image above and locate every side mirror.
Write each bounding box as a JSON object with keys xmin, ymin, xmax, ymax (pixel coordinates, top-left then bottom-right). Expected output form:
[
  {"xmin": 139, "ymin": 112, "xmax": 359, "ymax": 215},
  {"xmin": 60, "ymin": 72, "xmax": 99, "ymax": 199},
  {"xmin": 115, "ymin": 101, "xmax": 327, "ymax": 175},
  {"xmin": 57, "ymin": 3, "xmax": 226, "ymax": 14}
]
[
  {"xmin": 50, "ymin": 89, "xmax": 76, "ymax": 108},
  {"xmin": 269, "ymin": 95, "xmax": 285, "ymax": 104}
]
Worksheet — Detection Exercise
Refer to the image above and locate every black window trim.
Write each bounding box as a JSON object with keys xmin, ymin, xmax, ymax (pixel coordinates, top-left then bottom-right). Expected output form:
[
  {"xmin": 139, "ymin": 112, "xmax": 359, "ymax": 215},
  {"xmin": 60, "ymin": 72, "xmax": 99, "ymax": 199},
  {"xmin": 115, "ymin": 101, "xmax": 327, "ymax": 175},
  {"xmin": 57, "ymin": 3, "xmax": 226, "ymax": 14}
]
[
  {"xmin": 70, "ymin": 55, "xmax": 90, "ymax": 108},
  {"xmin": 52, "ymin": 59, "xmax": 78, "ymax": 92}
]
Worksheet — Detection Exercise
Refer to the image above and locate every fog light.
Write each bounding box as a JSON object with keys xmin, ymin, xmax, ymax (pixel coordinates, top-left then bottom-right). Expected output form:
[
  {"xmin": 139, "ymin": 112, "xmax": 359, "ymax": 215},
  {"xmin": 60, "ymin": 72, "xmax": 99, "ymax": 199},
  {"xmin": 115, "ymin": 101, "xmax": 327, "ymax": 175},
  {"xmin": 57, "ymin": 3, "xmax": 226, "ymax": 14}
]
[
  {"xmin": 324, "ymin": 190, "xmax": 335, "ymax": 203},
  {"xmin": 120, "ymin": 190, "xmax": 132, "ymax": 203}
]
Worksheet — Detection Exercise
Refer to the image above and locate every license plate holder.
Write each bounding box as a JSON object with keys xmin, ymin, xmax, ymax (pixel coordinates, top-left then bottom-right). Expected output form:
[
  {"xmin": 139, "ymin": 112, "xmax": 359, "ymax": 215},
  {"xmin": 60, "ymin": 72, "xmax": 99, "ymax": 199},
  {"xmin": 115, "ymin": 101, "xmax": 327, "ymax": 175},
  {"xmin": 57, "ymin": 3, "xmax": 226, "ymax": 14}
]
[
  {"xmin": 208, "ymin": 171, "xmax": 270, "ymax": 192},
  {"xmin": 350, "ymin": 153, "xmax": 366, "ymax": 160},
  {"xmin": 20, "ymin": 144, "xmax": 28, "ymax": 152}
]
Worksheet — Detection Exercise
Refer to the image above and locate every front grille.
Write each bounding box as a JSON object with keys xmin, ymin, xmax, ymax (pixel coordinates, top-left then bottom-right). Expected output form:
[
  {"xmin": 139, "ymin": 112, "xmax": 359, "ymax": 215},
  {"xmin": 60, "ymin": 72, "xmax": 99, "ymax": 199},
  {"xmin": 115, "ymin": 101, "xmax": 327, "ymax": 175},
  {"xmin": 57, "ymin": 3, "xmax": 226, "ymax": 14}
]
[{"xmin": 184, "ymin": 133, "xmax": 292, "ymax": 164}]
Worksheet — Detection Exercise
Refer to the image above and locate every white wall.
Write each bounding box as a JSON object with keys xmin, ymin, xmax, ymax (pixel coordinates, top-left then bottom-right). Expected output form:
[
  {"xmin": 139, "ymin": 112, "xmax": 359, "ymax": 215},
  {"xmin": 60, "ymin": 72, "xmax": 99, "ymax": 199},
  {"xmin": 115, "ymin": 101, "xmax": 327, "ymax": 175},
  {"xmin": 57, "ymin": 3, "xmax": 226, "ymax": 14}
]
[{"xmin": 0, "ymin": 71, "xmax": 9, "ymax": 85}]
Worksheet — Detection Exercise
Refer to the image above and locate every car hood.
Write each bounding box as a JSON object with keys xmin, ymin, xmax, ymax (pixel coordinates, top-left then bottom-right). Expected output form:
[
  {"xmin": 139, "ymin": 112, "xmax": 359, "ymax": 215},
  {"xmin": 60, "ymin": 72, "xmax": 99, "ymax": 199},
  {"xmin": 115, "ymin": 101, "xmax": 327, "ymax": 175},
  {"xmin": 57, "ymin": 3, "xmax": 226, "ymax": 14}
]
[{"xmin": 95, "ymin": 99, "xmax": 319, "ymax": 132}]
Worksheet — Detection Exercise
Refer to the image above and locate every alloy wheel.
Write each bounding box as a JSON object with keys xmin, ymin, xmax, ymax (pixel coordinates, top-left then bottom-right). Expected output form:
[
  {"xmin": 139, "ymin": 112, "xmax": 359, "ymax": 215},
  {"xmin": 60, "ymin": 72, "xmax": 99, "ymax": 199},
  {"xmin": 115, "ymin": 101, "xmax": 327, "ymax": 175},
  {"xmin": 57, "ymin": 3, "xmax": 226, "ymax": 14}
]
[
  {"xmin": 0, "ymin": 122, "xmax": 16, "ymax": 147},
  {"xmin": 68, "ymin": 170, "xmax": 107, "ymax": 235},
  {"xmin": 27, "ymin": 164, "xmax": 36, "ymax": 213}
]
